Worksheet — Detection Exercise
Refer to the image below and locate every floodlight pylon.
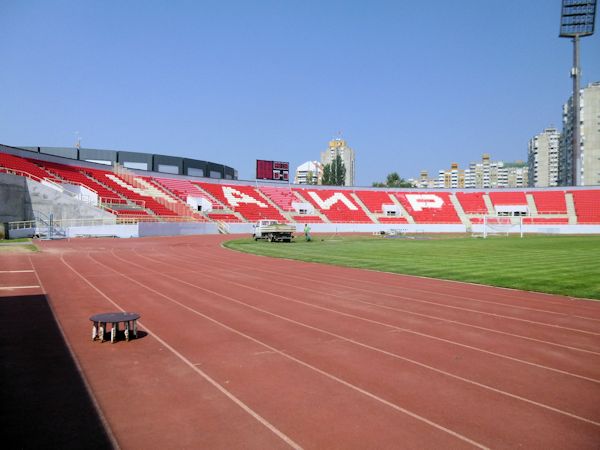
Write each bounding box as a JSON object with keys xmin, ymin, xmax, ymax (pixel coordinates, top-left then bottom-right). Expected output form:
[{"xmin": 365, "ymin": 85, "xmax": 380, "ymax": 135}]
[{"xmin": 559, "ymin": 0, "xmax": 597, "ymax": 186}]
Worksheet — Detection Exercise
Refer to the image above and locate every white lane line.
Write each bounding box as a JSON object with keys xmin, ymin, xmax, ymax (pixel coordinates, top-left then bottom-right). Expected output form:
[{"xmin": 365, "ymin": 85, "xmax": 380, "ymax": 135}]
[
  {"xmin": 195, "ymin": 249, "xmax": 600, "ymax": 336},
  {"xmin": 123, "ymin": 249, "xmax": 600, "ymax": 427},
  {"xmin": 60, "ymin": 253, "xmax": 303, "ymax": 450},
  {"xmin": 0, "ymin": 270, "xmax": 35, "ymax": 273},
  {"xmin": 221, "ymin": 243, "xmax": 600, "ymax": 309},
  {"xmin": 158, "ymin": 247, "xmax": 600, "ymax": 357},
  {"xmin": 93, "ymin": 251, "xmax": 488, "ymax": 449},
  {"xmin": 0, "ymin": 285, "xmax": 41, "ymax": 290},
  {"xmin": 165, "ymin": 263, "xmax": 600, "ymax": 384}
]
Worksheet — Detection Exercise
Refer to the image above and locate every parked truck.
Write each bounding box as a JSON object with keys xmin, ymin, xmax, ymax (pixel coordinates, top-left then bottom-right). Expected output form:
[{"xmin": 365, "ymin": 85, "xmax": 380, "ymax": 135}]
[{"xmin": 252, "ymin": 220, "xmax": 295, "ymax": 242}]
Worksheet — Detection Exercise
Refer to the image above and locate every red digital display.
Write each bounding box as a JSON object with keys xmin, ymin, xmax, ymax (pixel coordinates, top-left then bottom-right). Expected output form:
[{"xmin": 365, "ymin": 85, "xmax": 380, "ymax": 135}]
[{"xmin": 256, "ymin": 160, "xmax": 289, "ymax": 181}]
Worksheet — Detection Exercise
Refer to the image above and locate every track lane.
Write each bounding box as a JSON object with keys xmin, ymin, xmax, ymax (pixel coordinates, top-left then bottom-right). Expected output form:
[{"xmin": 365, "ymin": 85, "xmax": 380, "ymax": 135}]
[
  {"xmin": 137, "ymin": 245, "xmax": 600, "ymax": 375},
  {"xmin": 200, "ymin": 239, "xmax": 600, "ymax": 319},
  {"xmin": 180, "ymin": 244, "xmax": 600, "ymax": 333},
  {"xmin": 85, "ymin": 248, "xmax": 600, "ymax": 448},
  {"xmin": 70, "ymin": 251, "xmax": 483, "ymax": 449},
  {"xmin": 30, "ymin": 236, "xmax": 600, "ymax": 449},
  {"xmin": 31, "ymin": 251, "xmax": 300, "ymax": 450},
  {"xmin": 106, "ymin": 249, "xmax": 600, "ymax": 416}
]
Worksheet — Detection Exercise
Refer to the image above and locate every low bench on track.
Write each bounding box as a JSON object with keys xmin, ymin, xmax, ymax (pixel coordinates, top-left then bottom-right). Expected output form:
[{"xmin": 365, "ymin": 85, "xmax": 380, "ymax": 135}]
[{"xmin": 90, "ymin": 312, "xmax": 141, "ymax": 343}]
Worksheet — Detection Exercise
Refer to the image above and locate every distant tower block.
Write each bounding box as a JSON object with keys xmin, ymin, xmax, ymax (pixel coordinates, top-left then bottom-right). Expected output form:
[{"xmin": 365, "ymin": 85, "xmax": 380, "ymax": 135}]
[{"xmin": 320, "ymin": 138, "xmax": 356, "ymax": 186}]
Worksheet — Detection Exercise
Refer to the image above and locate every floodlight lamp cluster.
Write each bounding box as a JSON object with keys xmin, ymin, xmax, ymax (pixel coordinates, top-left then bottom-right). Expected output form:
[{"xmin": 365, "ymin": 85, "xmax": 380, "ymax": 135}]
[{"xmin": 560, "ymin": 0, "xmax": 597, "ymax": 37}]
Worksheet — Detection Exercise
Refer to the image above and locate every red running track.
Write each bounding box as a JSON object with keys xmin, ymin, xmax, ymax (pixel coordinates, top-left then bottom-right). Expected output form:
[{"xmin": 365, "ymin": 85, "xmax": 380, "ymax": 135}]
[{"xmin": 3, "ymin": 235, "xmax": 600, "ymax": 449}]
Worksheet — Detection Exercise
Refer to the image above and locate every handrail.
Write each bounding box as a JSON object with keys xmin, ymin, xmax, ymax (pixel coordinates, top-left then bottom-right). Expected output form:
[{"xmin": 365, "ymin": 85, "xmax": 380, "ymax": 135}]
[
  {"xmin": 100, "ymin": 197, "xmax": 146, "ymax": 208},
  {"xmin": 0, "ymin": 167, "xmax": 68, "ymax": 194}
]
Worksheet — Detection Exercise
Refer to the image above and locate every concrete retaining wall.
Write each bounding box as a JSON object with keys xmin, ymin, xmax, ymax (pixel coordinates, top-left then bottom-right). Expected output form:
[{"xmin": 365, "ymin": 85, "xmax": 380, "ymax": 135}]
[
  {"xmin": 9, "ymin": 227, "xmax": 37, "ymax": 239},
  {"xmin": 66, "ymin": 224, "xmax": 139, "ymax": 238},
  {"xmin": 25, "ymin": 178, "xmax": 115, "ymax": 223},
  {"xmin": 63, "ymin": 221, "xmax": 219, "ymax": 238},
  {"xmin": 226, "ymin": 223, "xmax": 254, "ymax": 234},
  {"xmin": 0, "ymin": 173, "xmax": 34, "ymax": 222},
  {"xmin": 138, "ymin": 221, "xmax": 218, "ymax": 237}
]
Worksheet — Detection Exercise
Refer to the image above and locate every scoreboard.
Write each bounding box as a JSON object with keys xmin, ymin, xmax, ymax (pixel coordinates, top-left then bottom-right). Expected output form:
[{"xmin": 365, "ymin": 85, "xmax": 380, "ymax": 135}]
[{"xmin": 256, "ymin": 160, "xmax": 289, "ymax": 181}]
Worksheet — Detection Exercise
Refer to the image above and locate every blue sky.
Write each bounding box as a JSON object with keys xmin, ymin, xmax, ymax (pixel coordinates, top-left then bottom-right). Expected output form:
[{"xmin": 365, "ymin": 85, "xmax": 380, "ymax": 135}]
[{"xmin": 1, "ymin": 0, "xmax": 599, "ymax": 185}]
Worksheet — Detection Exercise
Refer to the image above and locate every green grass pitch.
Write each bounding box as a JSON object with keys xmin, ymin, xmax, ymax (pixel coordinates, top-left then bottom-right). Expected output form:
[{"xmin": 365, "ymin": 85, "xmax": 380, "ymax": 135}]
[{"xmin": 224, "ymin": 234, "xmax": 600, "ymax": 301}]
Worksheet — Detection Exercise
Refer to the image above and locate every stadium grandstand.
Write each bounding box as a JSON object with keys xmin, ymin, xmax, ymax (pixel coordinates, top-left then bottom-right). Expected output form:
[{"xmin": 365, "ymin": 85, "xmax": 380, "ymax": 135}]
[{"xmin": 1, "ymin": 144, "xmax": 600, "ymax": 238}]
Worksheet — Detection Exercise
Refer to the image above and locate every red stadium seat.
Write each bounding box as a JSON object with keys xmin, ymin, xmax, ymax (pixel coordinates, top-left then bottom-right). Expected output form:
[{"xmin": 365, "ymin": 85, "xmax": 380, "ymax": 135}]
[{"xmin": 528, "ymin": 191, "xmax": 567, "ymax": 214}]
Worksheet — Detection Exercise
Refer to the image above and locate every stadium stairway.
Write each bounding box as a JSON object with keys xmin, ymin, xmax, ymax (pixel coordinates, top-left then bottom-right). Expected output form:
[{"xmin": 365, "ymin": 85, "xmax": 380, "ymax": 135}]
[
  {"xmin": 448, "ymin": 193, "xmax": 471, "ymax": 228},
  {"xmin": 79, "ymin": 171, "xmax": 149, "ymax": 216},
  {"xmin": 144, "ymin": 178, "xmax": 207, "ymax": 220},
  {"xmin": 111, "ymin": 165, "xmax": 206, "ymax": 220},
  {"xmin": 565, "ymin": 192, "xmax": 577, "ymax": 224},
  {"xmin": 106, "ymin": 174, "xmax": 182, "ymax": 216},
  {"xmin": 350, "ymin": 192, "xmax": 379, "ymax": 223},
  {"xmin": 483, "ymin": 194, "xmax": 495, "ymax": 215},
  {"xmin": 388, "ymin": 194, "xmax": 415, "ymax": 224},
  {"xmin": 525, "ymin": 193, "xmax": 538, "ymax": 215}
]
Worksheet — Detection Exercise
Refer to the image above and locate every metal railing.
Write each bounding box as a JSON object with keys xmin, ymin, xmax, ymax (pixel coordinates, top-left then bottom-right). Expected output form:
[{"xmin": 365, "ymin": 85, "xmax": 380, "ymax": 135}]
[{"xmin": 0, "ymin": 167, "xmax": 68, "ymax": 194}]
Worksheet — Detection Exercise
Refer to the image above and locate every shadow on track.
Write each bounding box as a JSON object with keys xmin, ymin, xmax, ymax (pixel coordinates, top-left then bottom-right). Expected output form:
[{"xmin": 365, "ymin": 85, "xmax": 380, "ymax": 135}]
[{"xmin": 0, "ymin": 294, "xmax": 115, "ymax": 449}]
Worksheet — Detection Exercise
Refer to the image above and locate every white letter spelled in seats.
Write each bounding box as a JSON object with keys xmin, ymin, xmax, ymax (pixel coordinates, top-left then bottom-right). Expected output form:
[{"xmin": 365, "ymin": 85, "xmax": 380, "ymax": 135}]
[
  {"xmin": 405, "ymin": 194, "xmax": 443, "ymax": 211},
  {"xmin": 307, "ymin": 191, "xmax": 358, "ymax": 210},
  {"xmin": 223, "ymin": 186, "xmax": 268, "ymax": 208}
]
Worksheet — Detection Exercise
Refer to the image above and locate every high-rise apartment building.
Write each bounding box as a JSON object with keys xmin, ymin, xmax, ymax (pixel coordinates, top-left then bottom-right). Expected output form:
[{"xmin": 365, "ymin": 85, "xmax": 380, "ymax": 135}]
[
  {"xmin": 294, "ymin": 161, "xmax": 323, "ymax": 185},
  {"xmin": 464, "ymin": 154, "xmax": 495, "ymax": 188},
  {"xmin": 418, "ymin": 154, "xmax": 528, "ymax": 189},
  {"xmin": 503, "ymin": 162, "xmax": 529, "ymax": 188},
  {"xmin": 528, "ymin": 127, "xmax": 560, "ymax": 187},
  {"xmin": 320, "ymin": 138, "xmax": 355, "ymax": 186},
  {"xmin": 559, "ymin": 82, "xmax": 600, "ymax": 186},
  {"xmin": 462, "ymin": 154, "xmax": 528, "ymax": 189},
  {"xmin": 437, "ymin": 163, "xmax": 465, "ymax": 188}
]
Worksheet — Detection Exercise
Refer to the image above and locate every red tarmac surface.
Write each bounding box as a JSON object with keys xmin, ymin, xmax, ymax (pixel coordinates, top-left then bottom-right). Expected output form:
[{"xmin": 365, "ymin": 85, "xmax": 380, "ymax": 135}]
[{"xmin": 1, "ymin": 234, "xmax": 600, "ymax": 449}]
